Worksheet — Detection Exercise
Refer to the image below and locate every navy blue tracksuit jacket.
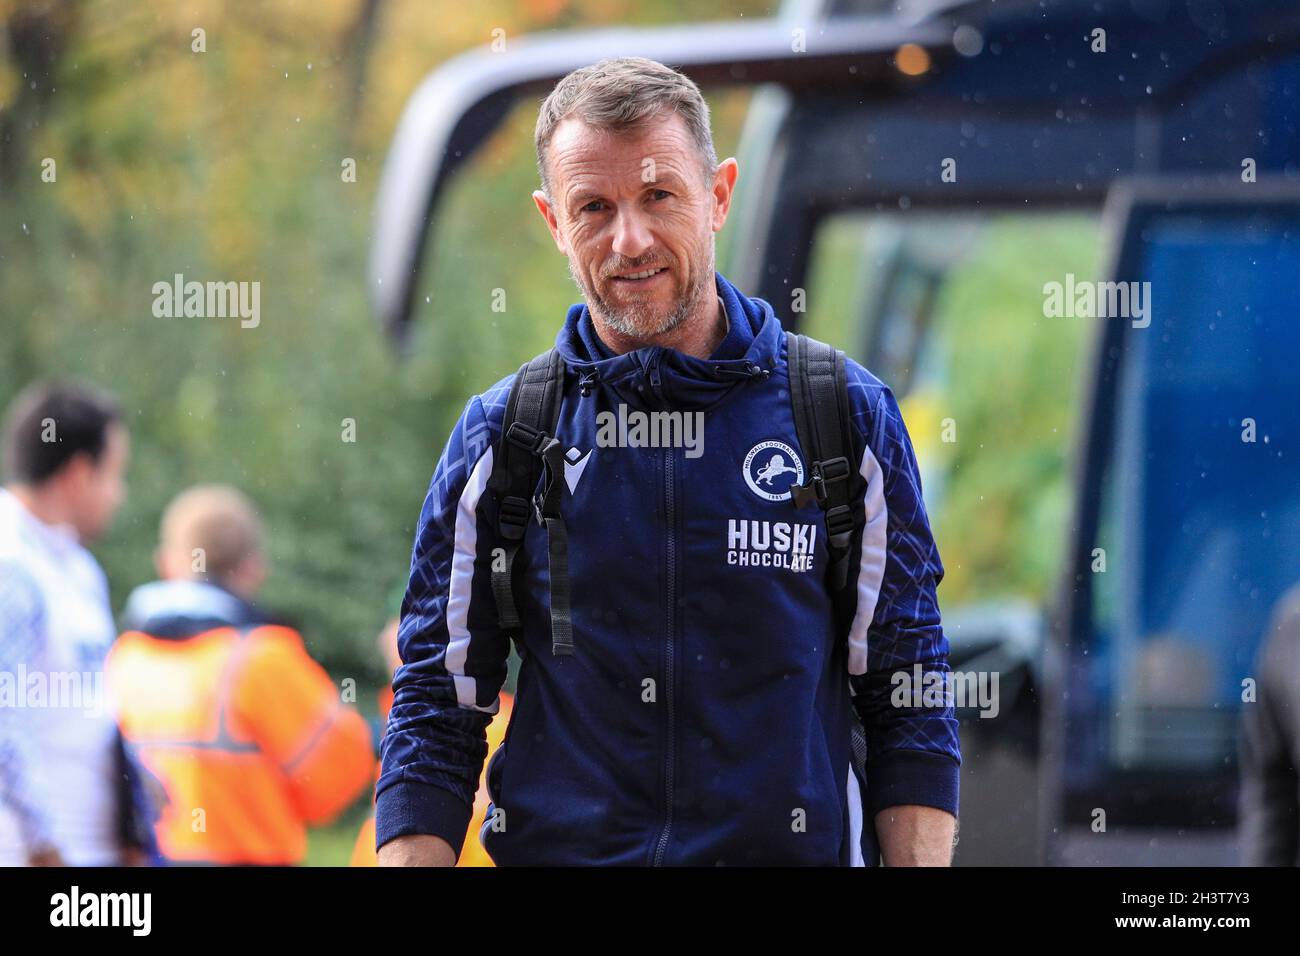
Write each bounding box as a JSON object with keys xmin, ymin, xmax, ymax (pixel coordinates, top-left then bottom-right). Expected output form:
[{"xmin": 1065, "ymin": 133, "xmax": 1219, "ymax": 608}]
[{"xmin": 376, "ymin": 270, "xmax": 961, "ymax": 865}]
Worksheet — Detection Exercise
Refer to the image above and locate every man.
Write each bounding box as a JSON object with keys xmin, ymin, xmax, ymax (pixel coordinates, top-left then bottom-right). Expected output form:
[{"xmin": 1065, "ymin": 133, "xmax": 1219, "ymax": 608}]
[
  {"xmin": 0, "ymin": 381, "xmax": 152, "ymax": 865},
  {"xmin": 106, "ymin": 485, "xmax": 374, "ymax": 864},
  {"xmin": 378, "ymin": 57, "xmax": 960, "ymax": 866},
  {"xmin": 1239, "ymin": 584, "xmax": 1300, "ymax": 865}
]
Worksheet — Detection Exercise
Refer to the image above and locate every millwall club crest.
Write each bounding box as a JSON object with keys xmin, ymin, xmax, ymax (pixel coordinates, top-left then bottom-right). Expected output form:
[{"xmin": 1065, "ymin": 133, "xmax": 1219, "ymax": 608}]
[{"xmin": 743, "ymin": 440, "xmax": 804, "ymax": 502}]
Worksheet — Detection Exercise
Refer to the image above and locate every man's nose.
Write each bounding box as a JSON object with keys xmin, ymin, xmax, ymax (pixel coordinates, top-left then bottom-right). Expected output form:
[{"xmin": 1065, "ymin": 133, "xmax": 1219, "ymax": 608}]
[{"xmin": 610, "ymin": 206, "xmax": 655, "ymax": 260}]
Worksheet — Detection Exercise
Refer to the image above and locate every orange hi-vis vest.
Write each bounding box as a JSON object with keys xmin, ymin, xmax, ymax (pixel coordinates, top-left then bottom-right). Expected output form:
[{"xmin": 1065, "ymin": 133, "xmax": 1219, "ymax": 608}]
[{"xmin": 107, "ymin": 624, "xmax": 374, "ymax": 865}]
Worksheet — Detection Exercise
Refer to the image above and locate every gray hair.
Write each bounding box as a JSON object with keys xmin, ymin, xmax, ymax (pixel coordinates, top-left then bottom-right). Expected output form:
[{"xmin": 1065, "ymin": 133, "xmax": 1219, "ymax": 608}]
[{"xmin": 534, "ymin": 57, "xmax": 718, "ymax": 200}]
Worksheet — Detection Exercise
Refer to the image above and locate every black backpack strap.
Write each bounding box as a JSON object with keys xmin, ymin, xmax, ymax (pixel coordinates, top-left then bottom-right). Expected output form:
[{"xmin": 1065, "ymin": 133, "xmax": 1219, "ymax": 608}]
[
  {"xmin": 487, "ymin": 348, "xmax": 574, "ymax": 656},
  {"xmin": 787, "ymin": 332, "xmax": 859, "ymax": 602},
  {"xmin": 787, "ymin": 332, "xmax": 871, "ymax": 805}
]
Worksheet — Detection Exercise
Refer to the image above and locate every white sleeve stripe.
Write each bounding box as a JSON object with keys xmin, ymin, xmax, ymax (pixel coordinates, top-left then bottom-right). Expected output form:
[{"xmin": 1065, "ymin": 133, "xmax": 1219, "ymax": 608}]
[
  {"xmin": 846, "ymin": 764, "xmax": 866, "ymax": 866},
  {"xmin": 847, "ymin": 442, "xmax": 888, "ymax": 676},
  {"xmin": 445, "ymin": 445, "xmax": 499, "ymax": 714}
]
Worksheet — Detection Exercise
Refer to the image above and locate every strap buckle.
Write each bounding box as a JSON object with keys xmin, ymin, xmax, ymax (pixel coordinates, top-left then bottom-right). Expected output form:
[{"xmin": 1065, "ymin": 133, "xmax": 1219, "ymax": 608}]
[
  {"xmin": 792, "ymin": 455, "xmax": 852, "ymax": 508},
  {"xmin": 534, "ymin": 438, "xmax": 566, "ymax": 525},
  {"xmin": 825, "ymin": 502, "xmax": 855, "ymax": 539},
  {"xmin": 498, "ymin": 495, "xmax": 531, "ymax": 540},
  {"xmin": 814, "ymin": 456, "xmax": 851, "ymax": 499},
  {"xmin": 825, "ymin": 503, "xmax": 856, "ymax": 590},
  {"xmin": 505, "ymin": 422, "xmax": 564, "ymax": 525},
  {"xmin": 507, "ymin": 421, "xmax": 552, "ymax": 456}
]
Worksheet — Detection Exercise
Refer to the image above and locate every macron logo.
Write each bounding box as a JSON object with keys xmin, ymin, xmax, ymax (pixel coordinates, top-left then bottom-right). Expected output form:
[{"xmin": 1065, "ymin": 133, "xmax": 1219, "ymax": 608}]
[{"xmin": 563, "ymin": 447, "xmax": 592, "ymax": 494}]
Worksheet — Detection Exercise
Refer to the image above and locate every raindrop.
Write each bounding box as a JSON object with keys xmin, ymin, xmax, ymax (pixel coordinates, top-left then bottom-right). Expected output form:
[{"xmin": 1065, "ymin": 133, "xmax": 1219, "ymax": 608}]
[{"xmin": 953, "ymin": 25, "xmax": 983, "ymax": 57}]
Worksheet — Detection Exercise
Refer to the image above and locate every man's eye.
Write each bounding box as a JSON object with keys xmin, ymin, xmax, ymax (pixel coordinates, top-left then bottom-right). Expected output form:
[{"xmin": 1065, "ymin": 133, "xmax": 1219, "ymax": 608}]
[
  {"xmin": 651, "ymin": 189, "xmax": 671, "ymax": 200},
  {"xmin": 581, "ymin": 200, "xmax": 604, "ymax": 213}
]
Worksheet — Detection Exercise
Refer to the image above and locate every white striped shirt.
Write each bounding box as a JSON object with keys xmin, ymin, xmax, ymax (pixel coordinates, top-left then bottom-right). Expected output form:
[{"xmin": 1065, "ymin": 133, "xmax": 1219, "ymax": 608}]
[{"xmin": 0, "ymin": 488, "xmax": 121, "ymax": 865}]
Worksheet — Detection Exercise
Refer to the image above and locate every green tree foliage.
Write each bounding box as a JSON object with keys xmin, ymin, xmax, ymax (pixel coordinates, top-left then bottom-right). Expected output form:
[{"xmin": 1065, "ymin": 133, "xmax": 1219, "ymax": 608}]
[
  {"xmin": 802, "ymin": 214, "xmax": 1097, "ymax": 609},
  {"xmin": 0, "ymin": 0, "xmax": 767, "ymax": 695}
]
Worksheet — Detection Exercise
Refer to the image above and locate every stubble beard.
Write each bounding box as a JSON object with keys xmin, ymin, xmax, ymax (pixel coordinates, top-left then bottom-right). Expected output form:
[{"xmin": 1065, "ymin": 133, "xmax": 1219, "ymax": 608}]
[{"xmin": 572, "ymin": 240, "xmax": 715, "ymax": 341}]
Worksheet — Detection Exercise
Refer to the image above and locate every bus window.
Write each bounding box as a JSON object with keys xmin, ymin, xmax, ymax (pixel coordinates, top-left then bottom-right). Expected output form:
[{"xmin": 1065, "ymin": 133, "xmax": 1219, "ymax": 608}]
[
  {"xmin": 804, "ymin": 212, "xmax": 1097, "ymax": 611},
  {"xmin": 1067, "ymin": 198, "xmax": 1300, "ymax": 824}
]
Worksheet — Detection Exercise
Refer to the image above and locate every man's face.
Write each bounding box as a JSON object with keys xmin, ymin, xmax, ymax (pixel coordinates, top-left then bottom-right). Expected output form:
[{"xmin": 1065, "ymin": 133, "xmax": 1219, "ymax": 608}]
[
  {"xmin": 534, "ymin": 111, "xmax": 733, "ymax": 339},
  {"xmin": 67, "ymin": 422, "xmax": 129, "ymax": 542}
]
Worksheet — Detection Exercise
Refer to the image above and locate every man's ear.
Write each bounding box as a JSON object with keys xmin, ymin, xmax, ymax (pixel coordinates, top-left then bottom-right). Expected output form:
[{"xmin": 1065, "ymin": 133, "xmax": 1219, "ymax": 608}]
[
  {"xmin": 57, "ymin": 452, "xmax": 93, "ymax": 495},
  {"xmin": 710, "ymin": 158, "xmax": 740, "ymax": 233},
  {"xmin": 532, "ymin": 189, "xmax": 567, "ymax": 253}
]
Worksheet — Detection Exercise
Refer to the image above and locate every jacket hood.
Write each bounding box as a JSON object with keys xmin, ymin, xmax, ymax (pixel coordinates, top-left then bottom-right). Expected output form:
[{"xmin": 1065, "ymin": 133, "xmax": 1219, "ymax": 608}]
[
  {"xmin": 554, "ymin": 270, "xmax": 783, "ymax": 411},
  {"xmin": 121, "ymin": 579, "xmax": 268, "ymax": 639}
]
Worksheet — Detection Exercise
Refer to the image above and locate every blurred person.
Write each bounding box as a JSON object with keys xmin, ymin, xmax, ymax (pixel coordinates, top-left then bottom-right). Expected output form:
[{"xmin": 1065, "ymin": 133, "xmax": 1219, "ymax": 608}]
[
  {"xmin": 1239, "ymin": 584, "xmax": 1300, "ymax": 865},
  {"xmin": 349, "ymin": 617, "xmax": 397, "ymax": 868},
  {"xmin": 378, "ymin": 58, "xmax": 959, "ymax": 867},
  {"xmin": 106, "ymin": 485, "xmax": 374, "ymax": 865},
  {"xmin": 350, "ymin": 605, "xmax": 513, "ymax": 867},
  {"xmin": 0, "ymin": 381, "xmax": 155, "ymax": 866}
]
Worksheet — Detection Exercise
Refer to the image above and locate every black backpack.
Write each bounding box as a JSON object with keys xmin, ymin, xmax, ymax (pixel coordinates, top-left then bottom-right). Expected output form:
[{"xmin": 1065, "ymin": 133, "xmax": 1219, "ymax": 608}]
[{"xmin": 485, "ymin": 331, "xmax": 862, "ymax": 659}]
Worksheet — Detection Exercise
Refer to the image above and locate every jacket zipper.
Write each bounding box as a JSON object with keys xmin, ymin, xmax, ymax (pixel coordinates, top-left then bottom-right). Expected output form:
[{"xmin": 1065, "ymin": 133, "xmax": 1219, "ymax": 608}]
[
  {"xmin": 638, "ymin": 349, "xmax": 676, "ymax": 865},
  {"xmin": 652, "ymin": 444, "xmax": 677, "ymax": 866}
]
